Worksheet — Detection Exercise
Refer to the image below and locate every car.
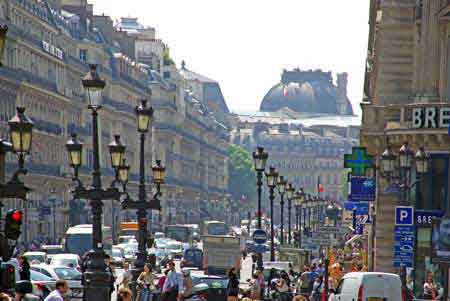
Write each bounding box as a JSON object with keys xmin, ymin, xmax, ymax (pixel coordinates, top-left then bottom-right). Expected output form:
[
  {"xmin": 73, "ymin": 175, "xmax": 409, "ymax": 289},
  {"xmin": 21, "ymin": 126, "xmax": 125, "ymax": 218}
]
[
  {"xmin": 164, "ymin": 241, "xmax": 183, "ymax": 259},
  {"xmin": 24, "ymin": 252, "xmax": 47, "ymax": 264},
  {"xmin": 123, "ymin": 243, "xmax": 138, "ymax": 262},
  {"xmin": 191, "ymin": 272, "xmax": 229, "ymax": 301},
  {"xmin": 31, "ymin": 264, "xmax": 83, "ymax": 299},
  {"xmin": 330, "ymin": 272, "xmax": 402, "ymax": 301},
  {"xmin": 155, "ymin": 238, "xmax": 173, "ymax": 249},
  {"xmin": 118, "ymin": 235, "xmax": 136, "ymax": 244},
  {"xmin": 50, "ymin": 254, "xmax": 81, "ymax": 271},
  {"xmin": 111, "ymin": 247, "xmax": 125, "ymax": 267},
  {"xmin": 181, "ymin": 247, "xmax": 203, "ymax": 270},
  {"xmin": 30, "ymin": 269, "xmax": 56, "ymax": 300},
  {"xmin": 154, "ymin": 232, "xmax": 165, "ymax": 239}
]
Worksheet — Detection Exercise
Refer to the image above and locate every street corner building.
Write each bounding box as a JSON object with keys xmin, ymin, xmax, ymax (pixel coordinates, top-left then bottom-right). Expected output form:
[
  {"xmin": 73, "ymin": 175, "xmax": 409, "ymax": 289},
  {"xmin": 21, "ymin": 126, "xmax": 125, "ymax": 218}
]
[
  {"xmin": 230, "ymin": 68, "xmax": 360, "ymax": 222},
  {"xmin": 0, "ymin": 0, "xmax": 230, "ymax": 242},
  {"xmin": 361, "ymin": 0, "xmax": 450, "ymax": 293}
]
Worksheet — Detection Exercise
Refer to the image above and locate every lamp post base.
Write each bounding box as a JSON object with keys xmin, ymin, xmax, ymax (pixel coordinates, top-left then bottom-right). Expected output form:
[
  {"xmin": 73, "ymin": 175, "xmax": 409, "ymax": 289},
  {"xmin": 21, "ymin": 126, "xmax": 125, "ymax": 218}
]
[{"xmin": 83, "ymin": 250, "xmax": 112, "ymax": 301}]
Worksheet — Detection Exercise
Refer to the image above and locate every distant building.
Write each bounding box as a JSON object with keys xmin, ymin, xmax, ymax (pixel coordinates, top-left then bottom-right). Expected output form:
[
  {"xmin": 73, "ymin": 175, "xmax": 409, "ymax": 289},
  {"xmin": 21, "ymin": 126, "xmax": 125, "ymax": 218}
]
[{"xmin": 231, "ymin": 68, "xmax": 360, "ymax": 203}]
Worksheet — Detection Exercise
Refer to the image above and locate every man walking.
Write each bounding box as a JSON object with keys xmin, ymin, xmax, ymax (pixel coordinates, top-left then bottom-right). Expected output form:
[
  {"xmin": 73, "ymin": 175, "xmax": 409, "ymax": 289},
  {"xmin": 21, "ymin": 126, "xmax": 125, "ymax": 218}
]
[
  {"xmin": 44, "ymin": 280, "xmax": 68, "ymax": 301},
  {"xmin": 162, "ymin": 261, "xmax": 182, "ymax": 301}
]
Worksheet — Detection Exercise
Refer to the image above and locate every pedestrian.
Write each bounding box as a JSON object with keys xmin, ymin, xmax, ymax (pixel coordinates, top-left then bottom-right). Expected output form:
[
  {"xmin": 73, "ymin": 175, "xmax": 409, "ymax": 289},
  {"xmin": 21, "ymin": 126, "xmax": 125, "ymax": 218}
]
[
  {"xmin": 117, "ymin": 287, "xmax": 133, "ymax": 301},
  {"xmin": 105, "ymin": 255, "xmax": 116, "ymax": 299},
  {"xmin": 158, "ymin": 269, "xmax": 169, "ymax": 291},
  {"xmin": 311, "ymin": 276, "xmax": 324, "ymax": 301},
  {"xmin": 298, "ymin": 267, "xmax": 312, "ymax": 297},
  {"xmin": 137, "ymin": 263, "xmax": 155, "ymax": 301},
  {"xmin": 179, "ymin": 269, "xmax": 193, "ymax": 300},
  {"xmin": 120, "ymin": 262, "xmax": 132, "ymax": 289},
  {"xmin": 17, "ymin": 255, "xmax": 30, "ymax": 281},
  {"xmin": 162, "ymin": 261, "xmax": 181, "ymax": 301},
  {"xmin": 0, "ymin": 293, "xmax": 11, "ymax": 301},
  {"xmin": 249, "ymin": 273, "xmax": 261, "ymax": 301},
  {"xmin": 276, "ymin": 271, "xmax": 290, "ymax": 301},
  {"xmin": 423, "ymin": 273, "xmax": 436, "ymax": 300},
  {"xmin": 227, "ymin": 267, "xmax": 239, "ymax": 301},
  {"xmin": 44, "ymin": 280, "xmax": 69, "ymax": 301},
  {"xmin": 256, "ymin": 269, "xmax": 265, "ymax": 298}
]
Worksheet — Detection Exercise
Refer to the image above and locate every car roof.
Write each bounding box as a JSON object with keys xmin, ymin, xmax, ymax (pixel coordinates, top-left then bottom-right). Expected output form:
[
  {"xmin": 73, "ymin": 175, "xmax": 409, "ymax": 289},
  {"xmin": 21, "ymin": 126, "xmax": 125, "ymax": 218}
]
[
  {"xmin": 24, "ymin": 252, "xmax": 46, "ymax": 255},
  {"xmin": 51, "ymin": 254, "xmax": 79, "ymax": 259},
  {"xmin": 343, "ymin": 272, "xmax": 400, "ymax": 279},
  {"xmin": 32, "ymin": 264, "xmax": 76, "ymax": 270}
]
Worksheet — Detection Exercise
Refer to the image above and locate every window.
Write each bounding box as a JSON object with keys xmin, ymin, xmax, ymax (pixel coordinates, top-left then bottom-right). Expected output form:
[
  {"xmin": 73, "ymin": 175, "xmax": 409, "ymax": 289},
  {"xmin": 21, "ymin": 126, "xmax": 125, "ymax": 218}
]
[
  {"xmin": 417, "ymin": 153, "xmax": 448, "ymax": 211},
  {"xmin": 79, "ymin": 49, "xmax": 88, "ymax": 62}
]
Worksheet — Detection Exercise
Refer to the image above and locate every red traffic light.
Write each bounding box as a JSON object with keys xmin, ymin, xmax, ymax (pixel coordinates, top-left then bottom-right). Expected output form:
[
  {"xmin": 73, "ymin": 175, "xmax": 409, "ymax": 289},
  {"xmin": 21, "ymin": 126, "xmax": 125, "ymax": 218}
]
[{"xmin": 11, "ymin": 210, "xmax": 22, "ymax": 222}]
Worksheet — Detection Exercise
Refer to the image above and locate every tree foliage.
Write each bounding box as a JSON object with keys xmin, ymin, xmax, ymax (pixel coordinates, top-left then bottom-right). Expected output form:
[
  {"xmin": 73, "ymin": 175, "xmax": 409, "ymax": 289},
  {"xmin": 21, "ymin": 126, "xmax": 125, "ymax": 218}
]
[{"xmin": 228, "ymin": 144, "xmax": 257, "ymax": 210}]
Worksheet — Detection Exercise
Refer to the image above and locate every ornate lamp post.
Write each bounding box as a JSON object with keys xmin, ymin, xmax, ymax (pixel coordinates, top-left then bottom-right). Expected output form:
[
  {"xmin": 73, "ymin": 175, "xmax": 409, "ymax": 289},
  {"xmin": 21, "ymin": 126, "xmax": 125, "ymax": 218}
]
[
  {"xmin": 294, "ymin": 188, "xmax": 305, "ymax": 248},
  {"xmin": 286, "ymin": 183, "xmax": 295, "ymax": 245},
  {"xmin": 253, "ymin": 147, "xmax": 268, "ymax": 229},
  {"xmin": 265, "ymin": 166, "xmax": 278, "ymax": 261},
  {"xmin": 277, "ymin": 175, "xmax": 287, "ymax": 245},
  {"xmin": 66, "ymin": 65, "xmax": 124, "ymax": 301},
  {"xmin": 0, "ymin": 107, "xmax": 33, "ymax": 245},
  {"xmin": 0, "ymin": 24, "xmax": 8, "ymax": 66},
  {"xmin": 380, "ymin": 143, "xmax": 429, "ymax": 205}
]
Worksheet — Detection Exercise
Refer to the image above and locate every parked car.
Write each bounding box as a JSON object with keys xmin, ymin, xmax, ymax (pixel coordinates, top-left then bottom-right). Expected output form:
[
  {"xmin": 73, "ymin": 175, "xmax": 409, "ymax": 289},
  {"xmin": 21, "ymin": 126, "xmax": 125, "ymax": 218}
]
[
  {"xmin": 50, "ymin": 254, "xmax": 81, "ymax": 271},
  {"xmin": 24, "ymin": 252, "xmax": 47, "ymax": 264},
  {"xmin": 30, "ymin": 264, "xmax": 83, "ymax": 299},
  {"xmin": 30, "ymin": 269, "xmax": 55, "ymax": 300},
  {"xmin": 181, "ymin": 247, "xmax": 203, "ymax": 270},
  {"xmin": 329, "ymin": 272, "xmax": 402, "ymax": 301},
  {"xmin": 165, "ymin": 241, "xmax": 183, "ymax": 259}
]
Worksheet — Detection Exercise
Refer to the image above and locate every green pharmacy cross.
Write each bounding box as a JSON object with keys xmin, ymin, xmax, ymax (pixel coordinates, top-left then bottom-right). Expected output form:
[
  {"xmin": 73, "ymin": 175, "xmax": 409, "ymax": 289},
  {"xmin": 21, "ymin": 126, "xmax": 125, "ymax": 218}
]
[{"xmin": 344, "ymin": 147, "xmax": 374, "ymax": 176}]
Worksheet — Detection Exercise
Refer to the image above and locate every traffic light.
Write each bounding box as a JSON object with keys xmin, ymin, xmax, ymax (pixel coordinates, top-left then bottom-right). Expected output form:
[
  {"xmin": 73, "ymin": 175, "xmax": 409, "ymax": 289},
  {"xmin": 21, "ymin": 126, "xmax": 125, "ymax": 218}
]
[
  {"xmin": 0, "ymin": 263, "xmax": 15, "ymax": 290},
  {"xmin": 4, "ymin": 209, "xmax": 23, "ymax": 240}
]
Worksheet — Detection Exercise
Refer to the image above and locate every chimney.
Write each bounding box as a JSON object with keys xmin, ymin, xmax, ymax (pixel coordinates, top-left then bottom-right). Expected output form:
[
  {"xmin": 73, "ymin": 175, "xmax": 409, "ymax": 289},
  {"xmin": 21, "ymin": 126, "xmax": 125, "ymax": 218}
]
[
  {"xmin": 61, "ymin": 0, "xmax": 88, "ymax": 34},
  {"xmin": 337, "ymin": 72, "xmax": 348, "ymax": 96}
]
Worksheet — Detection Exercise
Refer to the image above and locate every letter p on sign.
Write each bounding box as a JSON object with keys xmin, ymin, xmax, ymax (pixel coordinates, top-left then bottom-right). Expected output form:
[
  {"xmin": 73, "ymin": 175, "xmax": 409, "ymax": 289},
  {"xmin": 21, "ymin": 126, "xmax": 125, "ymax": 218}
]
[{"xmin": 395, "ymin": 206, "xmax": 414, "ymax": 226}]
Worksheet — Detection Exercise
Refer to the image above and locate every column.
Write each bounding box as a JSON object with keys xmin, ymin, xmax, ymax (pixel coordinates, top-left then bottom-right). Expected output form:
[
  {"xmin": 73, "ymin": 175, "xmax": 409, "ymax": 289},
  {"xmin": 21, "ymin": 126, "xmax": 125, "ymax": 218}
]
[{"xmin": 423, "ymin": 0, "xmax": 441, "ymax": 99}]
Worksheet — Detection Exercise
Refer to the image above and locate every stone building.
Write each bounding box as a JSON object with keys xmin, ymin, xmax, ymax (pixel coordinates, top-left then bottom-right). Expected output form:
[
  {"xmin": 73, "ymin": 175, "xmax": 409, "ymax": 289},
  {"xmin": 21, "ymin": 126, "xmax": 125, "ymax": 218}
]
[
  {"xmin": 361, "ymin": 0, "xmax": 450, "ymax": 292},
  {"xmin": 231, "ymin": 69, "xmax": 360, "ymax": 219},
  {"xmin": 0, "ymin": 0, "xmax": 230, "ymax": 242}
]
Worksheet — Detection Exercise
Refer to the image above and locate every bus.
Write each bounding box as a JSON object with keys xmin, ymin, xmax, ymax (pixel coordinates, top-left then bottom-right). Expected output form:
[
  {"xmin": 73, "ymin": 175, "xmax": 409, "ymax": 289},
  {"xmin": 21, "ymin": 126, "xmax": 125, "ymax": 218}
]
[
  {"xmin": 64, "ymin": 224, "xmax": 113, "ymax": 256},
  {"xmin": 165, "ymin": 225, "xmax": 192, "ymax": 243},
  {"xmin": 201, "ymin": 221, "xmax": 229, "ymax": 236}
]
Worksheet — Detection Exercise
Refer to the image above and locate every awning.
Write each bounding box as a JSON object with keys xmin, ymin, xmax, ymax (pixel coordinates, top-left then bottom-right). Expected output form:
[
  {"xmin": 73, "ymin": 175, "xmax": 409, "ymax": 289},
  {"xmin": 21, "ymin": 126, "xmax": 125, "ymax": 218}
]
[{"xmin": 345, "ymin": 234, "xmax": 362, "ymax": 245}]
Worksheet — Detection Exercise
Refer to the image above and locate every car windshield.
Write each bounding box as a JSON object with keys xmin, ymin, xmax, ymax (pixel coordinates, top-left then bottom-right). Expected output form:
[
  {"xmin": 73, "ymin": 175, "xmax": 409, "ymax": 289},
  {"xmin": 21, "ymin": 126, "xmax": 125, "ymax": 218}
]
[
  {"xmin": 192, "ymin": 277, "xmax": 228, "ymax": 289},
  {"xmin": 26, "ymin": 255, "xmax": 45, "ymax": 263},
  {"xmin": 30, "ymin": 270, "xmax": 54, "ymax": 281},
  {"xmin": 52, "ymin": 258, "xmax": 77, "ymax": 267},
  {"xmin": 54, "ymin": 268, "xmax": 82, "ymax": 280},
  {"xmin": 112, "ymin": 249, "xmax": 123, "ymax": 257}
]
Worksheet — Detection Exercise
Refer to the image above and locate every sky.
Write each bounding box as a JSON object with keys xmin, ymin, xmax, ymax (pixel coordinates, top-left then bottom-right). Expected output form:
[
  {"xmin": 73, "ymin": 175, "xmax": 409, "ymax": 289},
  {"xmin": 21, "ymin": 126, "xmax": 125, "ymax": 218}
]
[{"xmin": 92, "ymin": 0, "xmax": 370, "ymax": 116}]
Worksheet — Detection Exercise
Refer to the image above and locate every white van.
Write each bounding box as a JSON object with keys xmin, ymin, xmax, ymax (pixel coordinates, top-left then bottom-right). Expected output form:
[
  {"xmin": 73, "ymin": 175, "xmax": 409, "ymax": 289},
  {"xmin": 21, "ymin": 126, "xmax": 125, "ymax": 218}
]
[{"xmin": 330, "ymin": 272, "xmax": 402, "ymax": 301}]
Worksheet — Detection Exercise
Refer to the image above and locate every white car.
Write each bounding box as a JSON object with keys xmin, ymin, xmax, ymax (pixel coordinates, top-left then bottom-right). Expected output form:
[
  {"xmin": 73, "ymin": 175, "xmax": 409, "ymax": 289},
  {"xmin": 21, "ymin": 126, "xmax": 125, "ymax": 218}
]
[
  {"xmin": 330, "ymin": 272, "xmax": 402, "ymax": 301},
  {"xmin": 31, "ymin": 264, "xmax": 83, "ymax": 299},
  {"xmin": 30, "ymin": 269, "xmax": 56, "ymax": 299},
  {"xmin": 50, "ymin": 253, "xmax": 81, "ymax": 270},
  {"xmin": 24, "ymin": 251, "xmax": 47, "ymax": 264}
]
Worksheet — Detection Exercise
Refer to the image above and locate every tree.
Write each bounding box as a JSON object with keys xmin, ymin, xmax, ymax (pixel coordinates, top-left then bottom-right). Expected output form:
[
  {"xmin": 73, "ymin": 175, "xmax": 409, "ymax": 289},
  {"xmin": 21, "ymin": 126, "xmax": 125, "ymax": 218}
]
[{"xmin": 228, "ymin": 145, "xmax": 257, "ymax": 212}]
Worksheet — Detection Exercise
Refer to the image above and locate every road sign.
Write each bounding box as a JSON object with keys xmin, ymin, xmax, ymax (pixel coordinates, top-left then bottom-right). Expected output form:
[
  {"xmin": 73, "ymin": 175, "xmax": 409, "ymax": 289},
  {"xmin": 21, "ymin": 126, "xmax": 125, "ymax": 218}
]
[
  {"xmin": 252, "ymin": 229, "xmax": 268, "ymax": 244},
  {"xmin": 415, "ymin": 210, "xmax": 444, "ymax": 226},
  {"xmin": 393, "ymin": 225, "xmax": 415, "ymax": 268},
  {"xmin": 395, "ymin": 206, "xmax": 414, "ymax": 226},
  {"xmin": 318, "ymin": 226, "xmax": 340, "ymax": 234},
  {"xmin": 349, "ymin": 176, "xmax": 376, "ymax": 202},
  {"xmin": 344, "ymin": 147, "xmax": 374, "ymax": 176},
  {"xmin": 344, "ymin": 201, "xmax": 369, "ymax": 215}
]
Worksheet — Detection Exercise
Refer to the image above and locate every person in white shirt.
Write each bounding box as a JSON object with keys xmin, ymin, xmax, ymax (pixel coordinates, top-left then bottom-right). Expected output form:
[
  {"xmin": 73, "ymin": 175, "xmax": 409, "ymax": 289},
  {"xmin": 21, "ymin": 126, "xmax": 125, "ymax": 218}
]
[
  {"xmin": 162, "ymin": 261, "xmax": 183, "ymax": 301},
  {"xmin": 44, "ymin": 280, "xmax": 68, "ymax": 301}
]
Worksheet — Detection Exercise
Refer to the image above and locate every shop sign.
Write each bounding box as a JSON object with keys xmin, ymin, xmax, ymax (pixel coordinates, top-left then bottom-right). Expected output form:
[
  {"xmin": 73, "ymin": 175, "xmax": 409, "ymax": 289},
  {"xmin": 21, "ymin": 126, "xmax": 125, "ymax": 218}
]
[
  {"xmin": 415, "ymin": 210, "xmax": 444, "ymax": 226},
  {"xmin": 412, "ymin": 106, "xmax": 450, "ymax": 128},
  {"xmin": 349, "ymin": 176, "xmax": 375, "ymax": 202},
  {"xmin": 42, "ymin": 41, "xmax": 64, "ymax": 60}
]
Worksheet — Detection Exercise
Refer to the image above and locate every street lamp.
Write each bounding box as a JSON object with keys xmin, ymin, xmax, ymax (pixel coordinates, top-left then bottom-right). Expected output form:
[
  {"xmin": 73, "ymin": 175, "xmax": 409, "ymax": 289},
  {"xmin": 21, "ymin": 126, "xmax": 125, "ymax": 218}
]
[
  {"xmin": 265, "ymin": 166, "xmax": 278, "ymax": 261},
  {"xmin": 66, "ymin": 65, "xmax": 123, "ymax": 301},
  {"xmin": 253, "ymin": 146, "xmax": 268, "ymax": 229},
  {"xmin": 286, "ymin": 183, "xmax": 295, "ymax": 245},
  {"xmin": 380, "ymin": 142, "xmax": 428, "ymax": 204},
  {"xmin": 277, "ymin": 175, "xmax": 287, "ymax": 245},
  {"xmin": 294, "ymin": 188, "xmax": 305, "ymax": 248}
]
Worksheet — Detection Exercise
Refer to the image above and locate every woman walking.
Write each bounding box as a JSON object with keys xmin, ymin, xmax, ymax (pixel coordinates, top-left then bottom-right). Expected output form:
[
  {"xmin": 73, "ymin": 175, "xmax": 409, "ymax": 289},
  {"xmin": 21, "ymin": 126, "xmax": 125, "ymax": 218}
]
[
  {"xmin": 137, "ymin": 264, "xmax": 155, "ymax": 301},
  {"xmin": 227, "ymin": 268, "xmax": 239, "ymax": 301}
]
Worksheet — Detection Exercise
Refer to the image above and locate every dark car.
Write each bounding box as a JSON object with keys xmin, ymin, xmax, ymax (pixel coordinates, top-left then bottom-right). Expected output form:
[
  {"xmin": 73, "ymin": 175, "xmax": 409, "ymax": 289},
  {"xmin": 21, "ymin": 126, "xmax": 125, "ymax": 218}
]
[
  {"xmin": 181, "ymin": 247, "xmax": 203, "ymax": 270},
  {"xmin": 191, "ymin": 275, "xmax": 229, "ymax": 301}
]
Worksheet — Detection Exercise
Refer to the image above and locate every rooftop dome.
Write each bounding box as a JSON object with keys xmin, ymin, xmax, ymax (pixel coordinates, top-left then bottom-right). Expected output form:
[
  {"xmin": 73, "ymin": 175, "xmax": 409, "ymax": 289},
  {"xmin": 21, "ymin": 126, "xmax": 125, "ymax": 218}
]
[{"xmin": 260, "ymin": 69, "xmax": 354, "ymax": 115}]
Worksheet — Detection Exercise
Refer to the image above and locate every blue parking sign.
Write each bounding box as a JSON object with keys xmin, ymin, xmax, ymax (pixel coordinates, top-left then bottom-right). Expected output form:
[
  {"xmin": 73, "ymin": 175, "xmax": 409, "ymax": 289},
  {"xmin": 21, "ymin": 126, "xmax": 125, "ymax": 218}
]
[{"xmin": 395, "ymin": 206, "xmax": 414, "ymax": 226}]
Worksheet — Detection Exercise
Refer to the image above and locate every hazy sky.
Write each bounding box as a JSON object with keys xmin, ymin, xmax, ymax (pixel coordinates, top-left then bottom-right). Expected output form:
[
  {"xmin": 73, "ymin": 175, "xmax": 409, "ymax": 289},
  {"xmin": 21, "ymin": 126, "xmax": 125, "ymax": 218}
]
[{"xmin": 92, "ymin": 1, "xmax": 370, "ymax": 115}]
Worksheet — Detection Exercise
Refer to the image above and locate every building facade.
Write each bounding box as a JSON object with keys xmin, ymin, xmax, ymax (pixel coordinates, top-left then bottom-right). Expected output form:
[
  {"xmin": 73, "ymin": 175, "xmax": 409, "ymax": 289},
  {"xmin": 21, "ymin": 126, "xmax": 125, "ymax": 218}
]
[
  {"xmin": 361, "ymin": 0, "xmax": 450, "ymax": 294},
  {"xmin": 231, "ymin": 69, "xmax": 360, "ymax": 222},
  {"xmin": 0, "ymin": 0, "xmax": 230, "ymax": 243}
]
